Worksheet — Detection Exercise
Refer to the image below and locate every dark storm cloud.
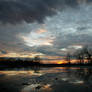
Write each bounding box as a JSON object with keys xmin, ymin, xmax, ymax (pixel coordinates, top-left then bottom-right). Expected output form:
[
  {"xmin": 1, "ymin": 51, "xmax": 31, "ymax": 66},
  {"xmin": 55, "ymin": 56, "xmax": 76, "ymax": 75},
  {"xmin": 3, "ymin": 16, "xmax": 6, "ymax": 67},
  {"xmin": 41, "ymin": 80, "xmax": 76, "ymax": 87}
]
[
  {"xmin": 0, "ymin": 23, "xmax": 30, "ymax": 52},
  {"xmin": 77, "ymin": 26, "xmax": 88, "ymax": 31},
  {"xmin": 0, "ymin": 50, "xmax": 7, "ymax": 54},
  {"xmin": 0, "ymin": 0, "xmax": 79, "ymax": 24},
  {"xmin": 87, "ymin": 0, "xmax": 92, "ymax": 2},
  {"xmin": 53, "ymin": 33, "xmax": 92, "ymax": 49},
  {"xmin": 32, "ymin": 46, "xmax": 64, "ymax": 56}
]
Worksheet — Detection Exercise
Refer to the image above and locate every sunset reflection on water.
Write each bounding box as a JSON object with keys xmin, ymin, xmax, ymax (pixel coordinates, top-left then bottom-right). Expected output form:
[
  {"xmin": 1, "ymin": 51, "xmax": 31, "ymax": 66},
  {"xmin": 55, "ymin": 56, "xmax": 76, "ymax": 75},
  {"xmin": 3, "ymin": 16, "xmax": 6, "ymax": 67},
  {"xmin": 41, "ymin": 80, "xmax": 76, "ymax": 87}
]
[{"xmin": 0, "ymin": 67, "xmax": 92, "ymax": 92}]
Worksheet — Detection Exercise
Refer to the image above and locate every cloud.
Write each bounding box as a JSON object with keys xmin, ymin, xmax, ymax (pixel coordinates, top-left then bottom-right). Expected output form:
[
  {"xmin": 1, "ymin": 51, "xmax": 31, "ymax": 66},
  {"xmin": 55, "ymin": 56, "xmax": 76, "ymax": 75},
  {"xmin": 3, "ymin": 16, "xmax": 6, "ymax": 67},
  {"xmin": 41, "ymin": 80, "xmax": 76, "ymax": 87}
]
[
  {"xmin": 20, "ymin": 28, "xmax": 55, "ymax": 47},
  {"xmin": 0, "ymin": 0, "xmax": 92, "ymax": 57},
  {"xmin": 0, "ymin": 50, "xmax": 7, "ymax": 54},
  {"xmin": 0, "ymin": 0, "xmax": 79, "ymax": 24},
  {"xmin": 42, "ymin": 4, "xmax": 92, "ymax": 49},
  {"xmin": 34, "ymin": 46, "xmax": 64, "ymax": 56}
]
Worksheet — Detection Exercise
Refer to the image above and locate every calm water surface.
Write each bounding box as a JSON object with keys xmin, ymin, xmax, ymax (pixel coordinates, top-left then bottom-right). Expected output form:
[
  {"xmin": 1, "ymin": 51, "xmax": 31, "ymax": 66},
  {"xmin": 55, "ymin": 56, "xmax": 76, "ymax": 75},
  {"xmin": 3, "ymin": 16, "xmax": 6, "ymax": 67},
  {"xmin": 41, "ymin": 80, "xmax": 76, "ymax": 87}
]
[{"xmin": 0, "ymin": 67, "xmax": 92, "ymax": 92}]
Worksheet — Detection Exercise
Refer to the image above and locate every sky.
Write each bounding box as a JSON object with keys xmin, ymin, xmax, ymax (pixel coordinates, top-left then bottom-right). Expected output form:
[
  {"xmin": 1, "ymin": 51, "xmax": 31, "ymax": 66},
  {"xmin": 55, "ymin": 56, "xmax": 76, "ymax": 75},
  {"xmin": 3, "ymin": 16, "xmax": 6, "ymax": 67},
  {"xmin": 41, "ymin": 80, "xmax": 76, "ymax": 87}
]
[{"xmin": 0, "ymin": 0, "xmax": 92, "ymax": 59}]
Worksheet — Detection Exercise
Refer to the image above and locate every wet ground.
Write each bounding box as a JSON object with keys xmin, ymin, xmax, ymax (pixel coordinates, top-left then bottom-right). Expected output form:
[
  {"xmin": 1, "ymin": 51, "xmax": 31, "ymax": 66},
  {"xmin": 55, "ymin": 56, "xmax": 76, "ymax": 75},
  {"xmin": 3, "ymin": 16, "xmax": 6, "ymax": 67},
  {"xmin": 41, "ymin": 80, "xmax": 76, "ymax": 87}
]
[{"xmin": 0, "ymin": 67, "xmax": 92, "ymax": 92}]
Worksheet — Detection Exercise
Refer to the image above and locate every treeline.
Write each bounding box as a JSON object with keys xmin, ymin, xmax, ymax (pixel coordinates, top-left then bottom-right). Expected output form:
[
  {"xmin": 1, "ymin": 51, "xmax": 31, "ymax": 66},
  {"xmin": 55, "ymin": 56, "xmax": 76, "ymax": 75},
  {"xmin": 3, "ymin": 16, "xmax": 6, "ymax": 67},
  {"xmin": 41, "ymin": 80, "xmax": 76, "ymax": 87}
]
[
  {"xmin": 66, "ymin": 46, "xmax": 92, "ymax": 64},
  {"xmin": 0, "ymin": 56, "xmax": 41, "ymax": 67}
]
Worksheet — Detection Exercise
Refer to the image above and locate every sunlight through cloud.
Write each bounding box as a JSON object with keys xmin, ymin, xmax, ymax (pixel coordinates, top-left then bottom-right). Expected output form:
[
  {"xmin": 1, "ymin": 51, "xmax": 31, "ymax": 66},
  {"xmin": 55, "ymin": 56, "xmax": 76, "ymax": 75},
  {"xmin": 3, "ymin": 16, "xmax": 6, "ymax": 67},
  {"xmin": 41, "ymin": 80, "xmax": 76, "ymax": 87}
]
[{"xmin": 20, "ymin": 29, "xmax": 55, "ymax": 47}]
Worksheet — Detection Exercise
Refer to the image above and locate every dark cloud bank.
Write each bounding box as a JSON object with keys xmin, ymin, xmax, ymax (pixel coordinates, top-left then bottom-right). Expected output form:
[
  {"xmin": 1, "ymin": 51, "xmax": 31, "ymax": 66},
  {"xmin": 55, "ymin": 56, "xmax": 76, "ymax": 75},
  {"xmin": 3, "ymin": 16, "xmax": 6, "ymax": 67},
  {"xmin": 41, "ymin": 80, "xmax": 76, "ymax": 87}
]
[
  {"xmin": 0, "ymin": 0, "xmax": 92, "ymax": 24},
  {"xmin": 0, "ymin": 0, "xmax": 79, "ymax": 24}
]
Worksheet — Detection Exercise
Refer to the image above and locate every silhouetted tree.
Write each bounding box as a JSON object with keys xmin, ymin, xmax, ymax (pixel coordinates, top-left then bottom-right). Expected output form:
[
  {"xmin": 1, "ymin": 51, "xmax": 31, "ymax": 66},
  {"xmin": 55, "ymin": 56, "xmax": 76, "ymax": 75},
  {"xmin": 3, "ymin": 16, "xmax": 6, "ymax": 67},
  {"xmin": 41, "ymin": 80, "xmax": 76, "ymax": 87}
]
[
  {"xmin": 74, "ymin": 46, "xmax": 92, "ymax": 64},
  {"xmin": 65, "ymin": 53, "xmax": 71, "ymax": 64},
  {"xmin": 83, "ymin": 46, "xmax": 92, "ymax": 64},
  {"xmin": 75, "ymin": 50, "xmax": 84, "ymax": 64},
  {"xmin": 34, "ymin": 56, "xmax": 41, "ymax": 63}
]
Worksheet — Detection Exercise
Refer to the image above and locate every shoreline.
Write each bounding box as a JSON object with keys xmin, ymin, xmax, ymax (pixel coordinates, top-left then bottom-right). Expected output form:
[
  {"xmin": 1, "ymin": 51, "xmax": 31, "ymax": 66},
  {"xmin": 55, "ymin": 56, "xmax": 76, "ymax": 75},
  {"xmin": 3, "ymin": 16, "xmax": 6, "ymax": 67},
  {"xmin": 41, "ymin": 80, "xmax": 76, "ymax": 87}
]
[{"xmin": 0, "ymin": 64, "xmax": 92, "ymax": 70}]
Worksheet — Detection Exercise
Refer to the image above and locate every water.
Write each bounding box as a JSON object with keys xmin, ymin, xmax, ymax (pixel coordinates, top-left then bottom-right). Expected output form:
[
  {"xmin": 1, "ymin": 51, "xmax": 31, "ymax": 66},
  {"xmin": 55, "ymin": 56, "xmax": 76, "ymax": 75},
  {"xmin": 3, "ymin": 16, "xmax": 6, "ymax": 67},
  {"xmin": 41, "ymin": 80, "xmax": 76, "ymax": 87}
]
[{"xmin": 0, "ymin": 67, "xmax": 92, "ymax": 92}]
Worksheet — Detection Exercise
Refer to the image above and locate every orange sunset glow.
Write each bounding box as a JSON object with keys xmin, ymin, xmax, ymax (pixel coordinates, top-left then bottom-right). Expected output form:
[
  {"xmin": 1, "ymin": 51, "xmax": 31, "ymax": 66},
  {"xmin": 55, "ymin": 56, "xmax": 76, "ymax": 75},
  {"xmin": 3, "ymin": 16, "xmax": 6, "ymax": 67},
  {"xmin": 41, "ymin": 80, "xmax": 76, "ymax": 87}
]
[
  {"xmin": 36, "ymin": 29, "xmax": 47, "ymax": 34},
  {"xmin": 57, "ymin": 60, "xmax": 67, "ymax": 64}
]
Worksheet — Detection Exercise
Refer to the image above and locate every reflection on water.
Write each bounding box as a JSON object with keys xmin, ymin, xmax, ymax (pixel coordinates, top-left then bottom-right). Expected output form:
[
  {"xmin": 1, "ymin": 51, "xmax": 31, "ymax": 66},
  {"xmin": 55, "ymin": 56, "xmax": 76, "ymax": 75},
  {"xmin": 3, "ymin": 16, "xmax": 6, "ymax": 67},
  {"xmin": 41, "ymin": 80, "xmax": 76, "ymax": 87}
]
[
  {"xmin": 0, "ymin": 67, "xmax": 92, "ymax": 92},
  {"xmin": 21, "ymin": 84, "xmax": 52, "ymax": 92}
]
